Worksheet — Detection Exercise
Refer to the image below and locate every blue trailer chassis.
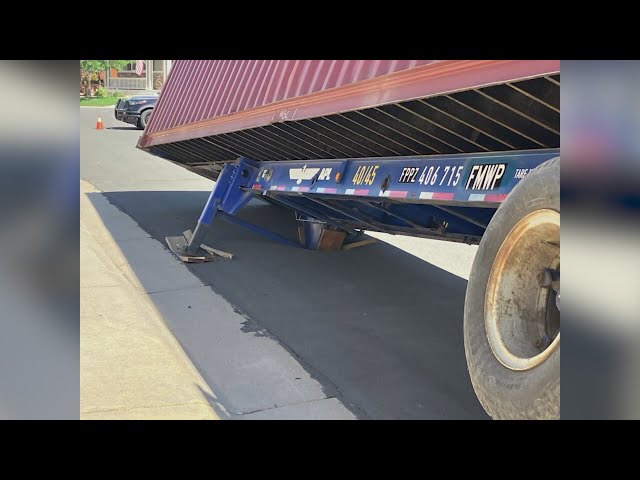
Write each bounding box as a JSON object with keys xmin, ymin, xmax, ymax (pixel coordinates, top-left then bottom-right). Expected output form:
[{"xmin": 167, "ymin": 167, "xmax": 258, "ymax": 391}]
[{"xmin": 173, "ymin": 148, "xmax": 559, "ymax": 258}]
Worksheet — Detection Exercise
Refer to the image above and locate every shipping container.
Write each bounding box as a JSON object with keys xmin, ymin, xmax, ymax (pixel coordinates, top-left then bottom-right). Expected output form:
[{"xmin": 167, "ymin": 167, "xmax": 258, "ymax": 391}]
[{"xmin": 138, "ymin": 60, "xmax": 559, "ymax": 180}]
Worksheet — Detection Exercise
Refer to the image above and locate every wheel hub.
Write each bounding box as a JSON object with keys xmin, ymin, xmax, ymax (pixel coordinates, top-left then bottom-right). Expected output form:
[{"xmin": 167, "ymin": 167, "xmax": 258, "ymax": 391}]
[{"xmin": 485, "ymin": 209, "xmax": 560, "ymax": 371}]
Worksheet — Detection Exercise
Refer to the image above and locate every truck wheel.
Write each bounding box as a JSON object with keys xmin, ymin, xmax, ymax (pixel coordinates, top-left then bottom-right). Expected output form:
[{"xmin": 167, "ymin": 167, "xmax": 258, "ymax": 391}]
[
  {"xmin": 138, "ymin": 109, "xmax": 152, "ymax": 130},
  {"xmin": 464, "ymin": 157, "xmax": 560, "ymax": 419}
]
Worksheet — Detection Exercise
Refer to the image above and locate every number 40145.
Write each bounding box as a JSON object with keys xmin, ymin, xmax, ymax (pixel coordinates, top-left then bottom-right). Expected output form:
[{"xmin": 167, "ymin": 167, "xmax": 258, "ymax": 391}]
[{"xmin": 418, "ymin": 165, "xmax": 464, "ymax": 187}]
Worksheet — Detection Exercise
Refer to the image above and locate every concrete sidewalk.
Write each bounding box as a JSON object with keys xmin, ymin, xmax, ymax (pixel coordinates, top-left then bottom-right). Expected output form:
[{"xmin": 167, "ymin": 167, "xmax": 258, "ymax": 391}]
[
  {"xmin": 81, "ymin": 180, "xmax": 220, "ymax": 419},
  {"xmin": 80, "ymin": 180, "xmax": 356, "ymax": 420}
]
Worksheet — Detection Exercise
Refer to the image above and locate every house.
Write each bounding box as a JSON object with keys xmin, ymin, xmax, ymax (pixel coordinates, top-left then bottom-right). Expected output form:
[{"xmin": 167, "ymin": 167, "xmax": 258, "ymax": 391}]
[{"xmin": 105, "ymin": 60, "xmax": 173, "ymax": 92}]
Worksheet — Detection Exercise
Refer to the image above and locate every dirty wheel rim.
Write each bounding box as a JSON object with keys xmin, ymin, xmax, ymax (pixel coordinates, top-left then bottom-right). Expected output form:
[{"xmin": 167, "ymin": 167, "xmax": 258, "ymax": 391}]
[{"xmin": 485, "ymin": 209, "xmax": 560, "ymax": 371}]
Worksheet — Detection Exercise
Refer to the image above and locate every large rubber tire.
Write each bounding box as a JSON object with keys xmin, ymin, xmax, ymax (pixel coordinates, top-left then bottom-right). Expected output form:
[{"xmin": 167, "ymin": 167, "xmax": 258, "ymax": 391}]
[
  {"xmin": 138, "ymin": 109, "xmax": 152, "ymax": 130},
  {"xmin": 464, "ymin": 157, "xmax": 560, "ymax": 419}
]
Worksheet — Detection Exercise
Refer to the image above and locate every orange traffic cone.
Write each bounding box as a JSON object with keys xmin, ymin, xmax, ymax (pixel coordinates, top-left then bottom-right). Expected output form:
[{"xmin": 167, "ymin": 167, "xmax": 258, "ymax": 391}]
[{"xmin": 96, "ymin": 116, "xmax": 104, "ymax": 130}]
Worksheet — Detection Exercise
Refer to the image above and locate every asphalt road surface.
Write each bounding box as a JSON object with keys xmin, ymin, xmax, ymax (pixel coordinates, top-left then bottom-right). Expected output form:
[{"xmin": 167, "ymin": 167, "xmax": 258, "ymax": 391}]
[{"xmin": 81, "ymin": 107, "xmax": 489, "ymax": 419}]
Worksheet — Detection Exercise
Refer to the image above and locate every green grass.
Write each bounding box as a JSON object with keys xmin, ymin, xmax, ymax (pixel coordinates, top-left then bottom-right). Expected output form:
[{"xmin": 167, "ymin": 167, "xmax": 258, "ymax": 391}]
[{"xmin": 80, "ymin": 96, "xmax": 120, "ymax": 106}]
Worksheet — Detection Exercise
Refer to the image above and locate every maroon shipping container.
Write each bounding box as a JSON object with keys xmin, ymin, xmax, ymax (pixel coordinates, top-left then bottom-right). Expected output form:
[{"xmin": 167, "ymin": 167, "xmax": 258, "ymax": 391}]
[
  {"xmin": 144, "ymin": 60, "xmax": 439, "ymax": 134},
  {"xmin": 137, "ymin": 60, "xmax": 560, "ymax": 180}
]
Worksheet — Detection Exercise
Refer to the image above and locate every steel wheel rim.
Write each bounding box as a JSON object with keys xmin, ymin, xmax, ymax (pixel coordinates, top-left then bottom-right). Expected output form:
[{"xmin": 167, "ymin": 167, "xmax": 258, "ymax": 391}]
[{"xmin": 485, "ymin": 209, "xmax": 560, "ymax": 371}]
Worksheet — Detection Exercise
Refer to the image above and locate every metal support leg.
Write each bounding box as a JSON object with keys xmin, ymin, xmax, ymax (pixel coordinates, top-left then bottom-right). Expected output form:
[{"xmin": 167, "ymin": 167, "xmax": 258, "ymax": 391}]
[
  {"xmin": 166, "ymin": 162, "xmax": 243, "ymax": 262},
  {"xmin": 185, "ymin": 188, "xmax": 219, "ymax": 255},
  {"xmin": 302, "ymin": 220, "xmax": 326, "ymax": 250}
]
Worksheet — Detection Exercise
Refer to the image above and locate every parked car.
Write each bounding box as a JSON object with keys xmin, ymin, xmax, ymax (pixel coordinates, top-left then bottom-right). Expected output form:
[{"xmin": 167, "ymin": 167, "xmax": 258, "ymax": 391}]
[{"xmin": 114, "ymin": 95, "xmax": 158, "ymax": 129}]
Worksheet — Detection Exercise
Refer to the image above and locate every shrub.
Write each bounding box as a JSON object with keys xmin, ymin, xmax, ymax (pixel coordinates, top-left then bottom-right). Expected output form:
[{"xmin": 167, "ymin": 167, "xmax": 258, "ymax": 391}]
[{"xmin": 94, "ymin": 86, "xmax": 108, "ymax": 98}]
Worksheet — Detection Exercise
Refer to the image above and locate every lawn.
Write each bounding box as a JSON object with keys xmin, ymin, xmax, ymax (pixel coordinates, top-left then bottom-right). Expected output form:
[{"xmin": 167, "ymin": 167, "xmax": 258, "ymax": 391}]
[{"xmin": 80, "ymin": 96, "xmax": 121, "ymax": 106}]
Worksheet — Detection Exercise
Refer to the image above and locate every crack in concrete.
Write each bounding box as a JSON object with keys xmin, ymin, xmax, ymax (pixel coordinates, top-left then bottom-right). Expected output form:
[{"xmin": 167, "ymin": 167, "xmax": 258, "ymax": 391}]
[
  {"xmin": 233, "ymin": 396, "xmax": 335, "ymax": 416},
  {"xmin": 82, "ymin": 400, "xmax": 214, "ymax": 415},
  {"xmin": 147, "ymin": 284, "xmax": 213, "ymax": 296}
]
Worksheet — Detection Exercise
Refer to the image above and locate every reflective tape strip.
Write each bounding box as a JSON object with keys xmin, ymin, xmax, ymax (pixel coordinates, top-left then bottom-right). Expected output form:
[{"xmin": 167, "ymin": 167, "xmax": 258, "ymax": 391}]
[
  {"xmin": 468, "ymin": 193, "xmax": 507, "ymax": 202},
  {"xmin": 432, "ymin": 192, "xmax": 454, "ymax": 200},
  {"xmin": 468, "ymin": 193, "xmax": 485, "ymax": 201},
  {"xmin": 346, "ymin": 188, "xmax": 369, "ymax": 196},
  {"xmin": 379, "ymin": 190, "xmax": 408, "ymax": 198},
  {"xmin": 389, "ymin": 191, "xmax": 408, "ymax": 198},
  {"xmin": 419, "ymin": 191, "xmax": 454, "ymax": 200},
  {"xmin": 484, "ymin": 194, "xmax": 508, "ymax": 202}
]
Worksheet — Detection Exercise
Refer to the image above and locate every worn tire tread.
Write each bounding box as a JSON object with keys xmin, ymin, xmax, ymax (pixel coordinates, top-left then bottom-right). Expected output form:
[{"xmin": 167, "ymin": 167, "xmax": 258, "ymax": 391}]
[{"xmin": 464, "ymin": 157, "xmax": 560, "ymax": 420}]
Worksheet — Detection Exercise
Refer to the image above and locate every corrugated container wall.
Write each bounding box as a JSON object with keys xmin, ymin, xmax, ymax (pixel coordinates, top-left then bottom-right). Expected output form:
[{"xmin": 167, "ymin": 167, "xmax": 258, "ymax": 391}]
[{"xmin": 146, "ymin": 60, "xmax": 437, "ymax": 134}]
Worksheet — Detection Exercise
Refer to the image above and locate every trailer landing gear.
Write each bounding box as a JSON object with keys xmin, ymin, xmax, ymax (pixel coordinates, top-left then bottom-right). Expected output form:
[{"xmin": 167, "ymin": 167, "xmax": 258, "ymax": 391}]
[
  {"xmin": 165, "ymin": 229, "xmax": 233, "ymax": 263},
  {"xmin": 166, "ymin": 158, "xmax": 305, "ymax": 263}
]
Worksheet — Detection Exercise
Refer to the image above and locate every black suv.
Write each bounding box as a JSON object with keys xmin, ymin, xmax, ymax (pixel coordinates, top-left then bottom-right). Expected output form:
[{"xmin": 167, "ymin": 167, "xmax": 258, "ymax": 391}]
[{"xmin": 114, "ymin": 95, "xmax": 158, "ymax": 129}]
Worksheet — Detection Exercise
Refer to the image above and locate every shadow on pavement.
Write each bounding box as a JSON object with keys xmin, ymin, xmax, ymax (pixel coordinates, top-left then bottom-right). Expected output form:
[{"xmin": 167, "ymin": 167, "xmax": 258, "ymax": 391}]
[
  {"xmin": 87, "ymin": 190, "xmax": 489, "ymax": 419},
  {"xmin": 107, "ymin": 126, "xmax": 141, "ymax": 131}
]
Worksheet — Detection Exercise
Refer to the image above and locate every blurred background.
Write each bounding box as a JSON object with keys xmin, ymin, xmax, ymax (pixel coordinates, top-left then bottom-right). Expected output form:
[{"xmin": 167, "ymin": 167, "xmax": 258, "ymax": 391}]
[
  {"xmin": 562, "ymin": 61, "xmax": 640, "ymax": 419},
  {"xmin": 1, "ymin": 60, "xmax": 638, "ymax": 419},
  {"xmin": 0, "ymin": 61, "xmax": 78, "ymax": 419}
]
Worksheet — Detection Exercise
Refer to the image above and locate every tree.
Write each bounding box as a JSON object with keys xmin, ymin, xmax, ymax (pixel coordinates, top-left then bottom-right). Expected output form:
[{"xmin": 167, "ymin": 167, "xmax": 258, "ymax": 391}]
[{"xmin": 80, "ymin": 60, "xmax": 134, "ymax": 97}]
